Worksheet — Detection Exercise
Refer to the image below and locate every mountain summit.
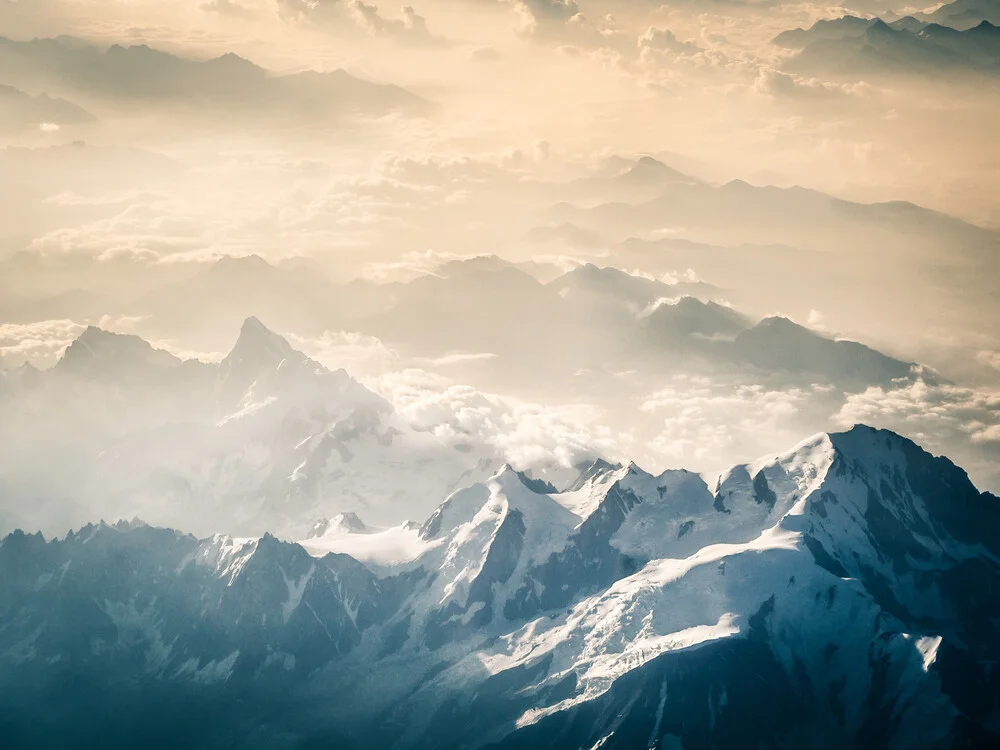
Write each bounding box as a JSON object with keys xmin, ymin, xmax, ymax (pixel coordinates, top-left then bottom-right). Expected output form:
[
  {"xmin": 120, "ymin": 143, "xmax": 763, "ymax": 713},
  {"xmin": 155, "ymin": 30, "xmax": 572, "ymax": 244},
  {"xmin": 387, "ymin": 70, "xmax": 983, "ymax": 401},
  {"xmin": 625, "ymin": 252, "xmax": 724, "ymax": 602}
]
[
  {"xmin": 57, "ymin": 326, "xmax": 181, "ymax": 376},
  {"xmin": 222, "ymin": 316, "xmax": 302, "ymax": 373},
  {"xmin": 1, "ymin": 426, "xmax": 998, "ymax": 748}
]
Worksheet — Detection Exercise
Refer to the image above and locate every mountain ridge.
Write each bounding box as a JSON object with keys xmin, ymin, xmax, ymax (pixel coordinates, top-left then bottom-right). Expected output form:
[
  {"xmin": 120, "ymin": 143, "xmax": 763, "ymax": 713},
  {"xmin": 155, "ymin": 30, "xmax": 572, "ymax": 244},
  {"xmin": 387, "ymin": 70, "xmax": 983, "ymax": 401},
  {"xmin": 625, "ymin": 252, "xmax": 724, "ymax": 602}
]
[
  {"xmin": 2, "ymin": 424, "xmax": 998, "ymax": 747},
  {"xmin": 0, "ymin": 35, "xmax": 431, "ymax": 118}
]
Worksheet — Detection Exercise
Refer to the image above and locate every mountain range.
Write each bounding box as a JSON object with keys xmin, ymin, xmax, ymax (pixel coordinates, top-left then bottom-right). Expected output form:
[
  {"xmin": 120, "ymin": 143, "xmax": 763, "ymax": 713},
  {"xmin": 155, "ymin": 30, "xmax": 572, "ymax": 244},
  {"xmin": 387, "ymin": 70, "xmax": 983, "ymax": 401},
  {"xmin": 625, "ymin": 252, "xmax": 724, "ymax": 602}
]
[
  {"xmin": 0, "ymin": 298, "xmax": 928, "ymax": 538},
  {"xmin": 0, "ymin": 36, "xmax": 429, "ymax": 122},
  {"xmin": 775, "ymin": 15, "xmax": 1000, "ymax": 77},
  {"xmin": 5, "ymin": 149, "xmax": 997, "ymax": 365},
  {"xmin": 0, "ymin": 317, "xmax": 496, "ymax": 538},
  {"xmin": 1, "ymin": 425, "xmax": 998, "ymax": 748},
  {"xmin": 0, "ymin": 82, "xmax": 94, "ymax": 133},
  {"xmin": 904, "ymin": 0, "xmax": 1000, "ymax": 32},
  {"xmin": 1, "ymin": 251, "xmax": 922, "ymax": 389}
]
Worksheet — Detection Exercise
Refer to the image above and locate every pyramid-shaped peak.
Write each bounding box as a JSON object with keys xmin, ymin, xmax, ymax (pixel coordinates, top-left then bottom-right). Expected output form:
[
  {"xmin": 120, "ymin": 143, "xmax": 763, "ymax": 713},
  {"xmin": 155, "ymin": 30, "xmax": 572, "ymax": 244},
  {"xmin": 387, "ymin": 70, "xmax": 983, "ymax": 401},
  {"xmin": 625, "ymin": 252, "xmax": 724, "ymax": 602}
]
[
  {"xmin": 208, "ymin": 51, "xmax": 258, "ymax": 69},
  {"xmin": 754, "ymin": 315, "xmax": 803, "ymax": 331},
  {"xmin": 586, "ymin": 457, "xmax": 624, "ymax": 476},
  {"xmin": 866, "ymin": 17, "xmax": 897, "ymax": 36},
  {"xmin": 489, "ymin": 464, "xmax": 567, "ymax": 500},
  {"xmin": 633, "ymin": 155, "xmax": 670, "ymax": 171},
  {"xmin": 331, "ymin": 512, "xmax": 370, "ymax": 534},
  {"xmin": 567, "ymin": 457, "xmax": 625, "ymax": 492},
  {"xmin": 225, "ymin": 317, "xmax": 299, "ymax": 364},
  {"xmin": 622, "ymin": 155, "xmax": 692, "ymax": 183},
  {"xmin": 491, "ymin": 463, "xmax": 520, "ymax": 482},
  {"xmin": 828, "ymin": 424, "xmax": 914, "ymax": 456},
  {"xmin": 241, "ymin": 315, "xmax": 274, "ymax": 336}
]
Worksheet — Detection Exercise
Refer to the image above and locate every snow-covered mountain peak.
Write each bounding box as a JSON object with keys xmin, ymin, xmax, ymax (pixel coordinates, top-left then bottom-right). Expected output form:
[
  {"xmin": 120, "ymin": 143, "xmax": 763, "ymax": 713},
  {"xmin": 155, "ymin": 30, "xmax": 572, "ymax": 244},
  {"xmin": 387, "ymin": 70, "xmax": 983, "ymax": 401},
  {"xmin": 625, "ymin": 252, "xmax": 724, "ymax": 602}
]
[
  {"xmin": 786, "ymin": 426, "xmax": 1000, "ymax": 576},
  {"xmin": 567, "ymin": 457, "xmax": 625, "ymax": 492},
  {"xmin": 4, "ymin": 427, "xmax": 1000, "ymax": 747},
  {"xmin": 418, "ymin": 483, "xmax": 492, "ymax": 541},
  {"xmin": 482, "ymin": 465, "xmax": 582, "ymax": 532},
  {"xmin": 558, "ymin": 461, "xmax": 633, "ymax": 517},
  {"xmin": 749, "ymin": 430, "xmax": 836, "ymax": 513},
  {"xmin": 488, "ymin": 462, "xmax": 560, "ymax": 499},
  {"xmin": 309, "ymin": 512, "xmax": 371, "ymax": 538},
  {"xmin": 490, "ymin": 462, "xmax": 519, "ymax": 481},
  {"xmin": 825, "ymin": 423, "xmax": 920, "ymax": 479}
]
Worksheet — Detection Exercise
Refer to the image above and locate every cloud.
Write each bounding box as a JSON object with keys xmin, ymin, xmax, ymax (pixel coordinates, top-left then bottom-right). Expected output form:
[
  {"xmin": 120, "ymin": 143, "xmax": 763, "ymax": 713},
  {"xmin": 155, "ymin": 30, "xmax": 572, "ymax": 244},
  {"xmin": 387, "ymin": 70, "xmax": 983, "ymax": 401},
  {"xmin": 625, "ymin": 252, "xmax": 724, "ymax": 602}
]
[
  {"xmin": 639, "ymin": 375, "xmax": 824, "ymax": 468},
  {"xmin": 977, "ymin": 350, "xmax": 1000, "ymax": 374},
  {"xmin": 372, "ymin": 368, "xmax": 627, "ymax": 471},
  {"xmin": 412, "ymin": 352, "xmax": 499, "ymax": 367},
  {"xmin": 0, "ymin": 316, "xmax": 176, "ymax": 368},
  {"xmin": 276, "ymin": 0, "xmax": 446, "ymax": 42},
  {"xmin": 374, "ymin": 151, "xmax": 532, "ymax": 183},
  {"xmin": 834, "ymin": 378, "xmax": 1000, "ymax": 489},
  {"xmin": 835, "ymin": 379, "xmax": 1000, "ymax": 445},
  {"xmin": 638, "ymin": 27, "xmax": 702, "ymax": 56},
  {"xmin": 514, "ymin": 0, "xmax": 580, "ymax": 28},
  {"xmin": 275, "ymin": 0, "xmax": 346, "ymax": 25},
  {"xmin": 361, "ymin": 249, "xmax": 468, "ymax": 282},
  {"xmin": 752, "ymin": 66, "xmax": 870, "ymax": 99},
  {"xmin": 0, "ymin": 319, "xmax": 87, "ymax": 369},
  {"xmin": 351, "ymin": 2, "xmax": 446, "ymax": 45},
  {"xmin": 290, "ymin": 330, "xmax": 400, "ymax": 376},
  {"xmin": 506, "ymin": 0, "xmax": 631, "ymax": 54},
  {"xmin": 200, "ymin": 0, "xmax": 257, "ymax": 18},
  {"xmin": 27, "ymin": 197, "xmax": 212, "ymax": 262}
]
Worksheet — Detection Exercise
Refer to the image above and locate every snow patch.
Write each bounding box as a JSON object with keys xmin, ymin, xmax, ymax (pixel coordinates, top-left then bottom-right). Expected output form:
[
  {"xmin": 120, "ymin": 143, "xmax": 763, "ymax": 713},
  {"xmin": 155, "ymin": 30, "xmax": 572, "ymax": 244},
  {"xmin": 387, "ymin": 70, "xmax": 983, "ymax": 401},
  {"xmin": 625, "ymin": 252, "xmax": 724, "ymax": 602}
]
[
  {"xmin": 280, "ymin": 563, "xmax": 315, "ymax": 625},
  {"xmin": 915, "ymin": 635, "xmax": 942, "ymax": 672}
]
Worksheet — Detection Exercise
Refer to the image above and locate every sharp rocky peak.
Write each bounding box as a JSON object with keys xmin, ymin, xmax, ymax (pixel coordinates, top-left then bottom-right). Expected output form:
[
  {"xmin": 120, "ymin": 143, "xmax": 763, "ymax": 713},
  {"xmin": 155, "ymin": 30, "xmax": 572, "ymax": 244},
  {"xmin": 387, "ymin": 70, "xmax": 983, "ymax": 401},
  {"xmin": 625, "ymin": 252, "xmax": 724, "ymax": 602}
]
[{"xmin": 224, "ymin": 317, "xmax": 299, "ymax": 364}]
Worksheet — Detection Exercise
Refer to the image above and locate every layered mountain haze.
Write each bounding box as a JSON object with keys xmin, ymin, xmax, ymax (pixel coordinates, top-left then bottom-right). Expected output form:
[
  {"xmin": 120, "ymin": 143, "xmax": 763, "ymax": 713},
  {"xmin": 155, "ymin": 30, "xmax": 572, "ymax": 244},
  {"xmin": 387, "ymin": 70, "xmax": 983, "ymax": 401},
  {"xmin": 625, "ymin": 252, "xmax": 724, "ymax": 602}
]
[
  {"xmin": 0, "ymin": 36, "xmax": 431, "ymax": 122},
  {"xmin": 6, "ymin": 261, "xmax": 999, "ymax": 538},
  {"xmin": 2, "ymin": 0, "xmax": 999, "ymax": 745},
  {"xmin": 917, "ymin": 0, "xmax": 1000, "ymax": 30},
  {"xmin": 0, "ymin": 316, "xmax": 502, "ymax": 537},
  {"xmin": 776, "ymin": 16, "xmax": 1000, "ymax": 77},
  {"xmin": 2, "ymin": 427, "xmax": 999, "ymax": 748}
]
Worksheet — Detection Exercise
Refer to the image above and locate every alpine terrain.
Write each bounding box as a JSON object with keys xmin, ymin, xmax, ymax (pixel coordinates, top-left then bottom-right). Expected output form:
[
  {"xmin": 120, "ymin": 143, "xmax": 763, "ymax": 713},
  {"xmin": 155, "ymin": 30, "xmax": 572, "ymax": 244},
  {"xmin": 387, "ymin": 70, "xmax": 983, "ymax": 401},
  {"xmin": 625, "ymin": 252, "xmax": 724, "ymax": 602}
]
[{"xmin": 1, "ymin": 426, "xmax": 998, "ymax": 749}]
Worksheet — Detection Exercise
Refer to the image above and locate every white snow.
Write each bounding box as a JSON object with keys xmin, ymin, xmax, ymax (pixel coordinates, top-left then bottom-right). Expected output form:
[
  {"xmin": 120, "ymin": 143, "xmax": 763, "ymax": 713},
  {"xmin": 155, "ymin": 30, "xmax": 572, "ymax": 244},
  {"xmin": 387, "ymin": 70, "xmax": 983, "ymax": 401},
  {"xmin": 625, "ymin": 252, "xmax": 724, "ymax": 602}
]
[
  {"xmin": 915, "ymin": 635, "xmax": 942, "ymax": 672},
  {"xmin": 300, "ymin": 522, "xmax": 438, "ymax": 569},
  {"xmin": 198, "ymin": 534, "xmax": 259, "ymax": 584},
  {"xmin": 177, "ymin": 650, "xmax": 240, "ymax": 684},
  {"xmin": 280, "ymin": 563, "xmax": 316, "ymax": 625},
  {"xmin": 554, "ymin": 463, "xmax": 631, "ymax": 519}
]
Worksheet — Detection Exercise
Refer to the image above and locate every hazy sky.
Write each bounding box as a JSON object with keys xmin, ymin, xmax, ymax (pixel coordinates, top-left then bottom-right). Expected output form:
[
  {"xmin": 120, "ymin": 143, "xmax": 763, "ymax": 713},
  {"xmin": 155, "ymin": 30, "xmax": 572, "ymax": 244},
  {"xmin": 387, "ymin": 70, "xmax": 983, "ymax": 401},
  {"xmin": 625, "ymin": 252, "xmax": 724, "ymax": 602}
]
[{"xmin": 3, "ymin": 0, "xmax": 999, "ymax": 224}]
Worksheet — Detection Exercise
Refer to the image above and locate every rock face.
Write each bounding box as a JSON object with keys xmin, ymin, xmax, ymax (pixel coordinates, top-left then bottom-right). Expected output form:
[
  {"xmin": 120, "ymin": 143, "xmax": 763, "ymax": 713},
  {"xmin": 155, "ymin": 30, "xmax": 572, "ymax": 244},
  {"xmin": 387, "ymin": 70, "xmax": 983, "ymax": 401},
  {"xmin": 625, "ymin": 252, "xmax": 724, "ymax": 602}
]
[
  {"xmin": 1, "ymin": 426, "xmax": 999, "ymax": 749},
  {"xmin": 732, "ymin": 316, "xmax": 915, "ymax": 387}
]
